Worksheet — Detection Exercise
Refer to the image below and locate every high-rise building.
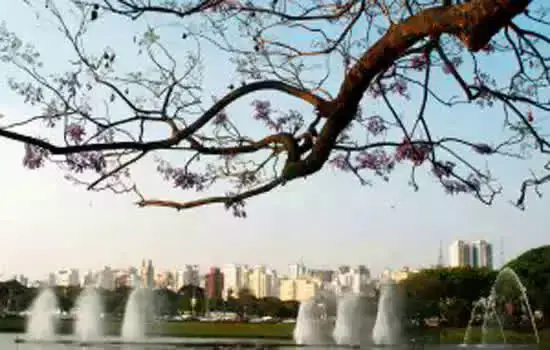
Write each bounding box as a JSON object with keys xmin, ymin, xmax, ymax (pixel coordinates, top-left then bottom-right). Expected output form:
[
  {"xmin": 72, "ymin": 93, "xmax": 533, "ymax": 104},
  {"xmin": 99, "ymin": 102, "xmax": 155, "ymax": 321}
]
[
  {"xmin": 266, "ymin": 268, "xmax": 280, "ymax": 298},
  {"xmin": 331, "ymin": 265, "xmax": 371, "ymax": 294},
  {"xmin": 449, "ymin": 240, "xmax": 470, "ymax": 267},
  {"xmin": 155, "ymin": 270, "xmax": 174, "ymax": 289},
  {"xmin": 471, "ymin": 240, "xmax": 493, "ymax": 269},
  {"xmin": 280, "ymin": 278, "xmax": 320, "ymax": 302},
  {"xmin": 97, "ymin": 266, "xmax": 115, "ymax": 290},
  {"xmin": 248, "ymin": 265, "xmax": 277, "ymax": 298},
  {"xmin": 139, "ymin": 259, "xmax": 155, "ymax": 288},
  {"xmin": 288, "ymin": 263, "xmax": 307, "ymax": 279},
  {"xmin": 239, "ymin": 266, "xmax": 251, "ymax": 291},
  {"xmin": 449, "ymin": 240, "xmax": 493, "ymax": 268},
  {"xmin": 174, "ymin": 270, "xmax": 186, "ymax": 291},
  {"xmin": 54, "ymin": 268, "xmax": 80, "ymax": 287},
  {"xmin": 205, "ymin": 267, "xmax": 224, "ymax": 299},
  {"xmin": 82, "ymin": 270, "xmax": 95, "ymax": 287},
  {"xmin": 222, "ymin": 264, "xmax": 242, "ymax": 299},
  {"xmin": 390, "ymin": 266, "xmax": 418, "ymax": 282},
  {"xmin": 183, "ymin": 265, "xmax": 200, "ymax": 286},
  {"xmin": 308, "ymin": 269, "xmax": 335, "ymax": 283},
  {"xmin": 173, "ymin": 266, "xmax": 201, "ymax": 291}
]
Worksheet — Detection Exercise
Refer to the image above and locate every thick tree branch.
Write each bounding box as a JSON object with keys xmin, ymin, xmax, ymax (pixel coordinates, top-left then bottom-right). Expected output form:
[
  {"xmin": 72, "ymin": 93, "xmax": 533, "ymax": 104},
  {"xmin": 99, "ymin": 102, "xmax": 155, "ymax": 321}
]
[{"xmin": 283, "ymin": 0, "xmax": 531, "ymax": 181}]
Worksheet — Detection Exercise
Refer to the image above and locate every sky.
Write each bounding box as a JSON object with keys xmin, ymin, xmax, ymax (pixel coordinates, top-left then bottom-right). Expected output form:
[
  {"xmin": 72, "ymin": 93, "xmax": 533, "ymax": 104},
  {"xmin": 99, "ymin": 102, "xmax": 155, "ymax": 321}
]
[{"xmin": 0, "ymin": 1, "xmax": 548, "ymax": 281}]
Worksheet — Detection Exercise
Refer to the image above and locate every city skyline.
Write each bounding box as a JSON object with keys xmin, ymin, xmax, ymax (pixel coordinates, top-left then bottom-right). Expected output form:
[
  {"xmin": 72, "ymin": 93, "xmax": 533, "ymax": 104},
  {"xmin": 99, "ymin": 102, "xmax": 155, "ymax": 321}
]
[
  {"xmin": 0, "ymin": 237, "xmax": 504, "ymax": 283},
  {"xmin": 0, "ymin": 260, "xmax": 397, "ymax": 282},
  {"xmin": 2, "ymin": 260, "xmax": 390, "ymax": 302},
  {"xmin": 0, "ymin": 1, "xmax": 548, "ymax": 282}
]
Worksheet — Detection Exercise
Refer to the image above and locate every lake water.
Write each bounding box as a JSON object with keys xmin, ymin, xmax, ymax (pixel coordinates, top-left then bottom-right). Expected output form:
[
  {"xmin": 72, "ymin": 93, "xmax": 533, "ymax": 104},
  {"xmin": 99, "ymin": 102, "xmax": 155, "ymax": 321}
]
[{"xmin": 0, "ymin": 334, "xmax": 542, "ymax": 349}]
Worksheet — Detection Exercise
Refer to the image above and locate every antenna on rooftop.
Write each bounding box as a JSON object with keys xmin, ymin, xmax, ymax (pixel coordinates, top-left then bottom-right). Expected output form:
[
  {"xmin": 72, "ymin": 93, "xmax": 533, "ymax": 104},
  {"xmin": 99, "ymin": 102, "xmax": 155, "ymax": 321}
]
[
  {"xmin": 499, "ymin": 237, "xmax": 505, "ymax": 268},
  {"xmin": 437, "ymin": 240, "xmax": 444, "ymax": 267}
]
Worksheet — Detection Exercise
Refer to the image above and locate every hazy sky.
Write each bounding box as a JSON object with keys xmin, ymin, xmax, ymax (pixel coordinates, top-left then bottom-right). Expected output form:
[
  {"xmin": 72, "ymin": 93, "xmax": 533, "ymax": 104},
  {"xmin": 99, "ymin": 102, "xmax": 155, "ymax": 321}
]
[{"xmin": 0, "ymin": 1, "xmax": 548, "ymax": 281}]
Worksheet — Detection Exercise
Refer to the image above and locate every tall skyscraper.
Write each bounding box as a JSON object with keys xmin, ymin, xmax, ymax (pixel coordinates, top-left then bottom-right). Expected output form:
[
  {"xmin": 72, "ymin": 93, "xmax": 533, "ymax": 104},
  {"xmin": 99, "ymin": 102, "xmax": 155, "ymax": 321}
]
[
  {"xmin": 288, "ymin": 263, "xmax": 307, "ymax": 279},
  {"xmin": 471, "ymin": 240, "xmax": 493, "ymax": 269},
  {"xmin": 205, "ymin": 267, "xmax": 224, "ymax": 299},
  {"xmin": 146, "ymin": 260, "xmax": 155, "ymax": 287},
  {"xmin": 140, "ymin": 259, "xmax": 155, "ymax": 288},
  {"xmin": 449, "ymin": 240, "xmax": 470, "ymax": 267},
  {"xmin": 449, "ymin": 240, "xmax": 493, "ymax": 268},
  {"xmin": 222, "ymin": 264, "xmax": 242, "ymax": 299}
]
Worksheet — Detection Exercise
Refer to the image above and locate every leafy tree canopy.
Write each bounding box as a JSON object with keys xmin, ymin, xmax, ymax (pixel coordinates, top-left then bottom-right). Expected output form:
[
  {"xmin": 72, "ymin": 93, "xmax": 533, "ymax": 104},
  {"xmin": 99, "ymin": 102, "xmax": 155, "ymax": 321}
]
[
  {"xmin": 0, "ymin": 0, "xmax": 549, "ymax": 216},
  {"xmin": 505, "ymin": 245, "xmax": 550, "ymax": 312}
]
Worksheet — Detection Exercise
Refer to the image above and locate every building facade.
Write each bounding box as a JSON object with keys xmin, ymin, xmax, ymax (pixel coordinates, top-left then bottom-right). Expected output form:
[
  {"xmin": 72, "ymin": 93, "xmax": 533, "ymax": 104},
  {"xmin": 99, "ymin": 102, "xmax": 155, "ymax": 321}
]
[
  {"xmin": 205, "ymin": 267, "xmax": 224, "ymax": 299},
  {"xmin": 140, "ymin": 259, "xmax": 155, "ymax": 288},
  {"xmin": 279, "ymin": 277, "xmax": 319, "ymax": 302},
  {"xmin": 449, "ymin": 240, "xmax": 493, "ymax": 268},
  {"xmin": 222, "ymin": 264, "xmax": 242, "ymax": 299},
  {"xmin": 53, "ymin": 269, "xmax": 80, "ymax": 287}
]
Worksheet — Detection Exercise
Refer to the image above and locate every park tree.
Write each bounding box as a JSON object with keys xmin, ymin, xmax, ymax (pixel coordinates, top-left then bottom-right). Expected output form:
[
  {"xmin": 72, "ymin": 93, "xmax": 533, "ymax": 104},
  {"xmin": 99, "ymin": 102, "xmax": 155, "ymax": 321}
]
[
  {"xmin": 401, "ymin": 267, "xmax": 497, "ymax": 327},
  {"xmin": 506, "ymin": 245, "xmax": 550, "ymax": 325},
  {"xmin": 0, "ymin": 0, "xmax": 549, "ymax": 216}
]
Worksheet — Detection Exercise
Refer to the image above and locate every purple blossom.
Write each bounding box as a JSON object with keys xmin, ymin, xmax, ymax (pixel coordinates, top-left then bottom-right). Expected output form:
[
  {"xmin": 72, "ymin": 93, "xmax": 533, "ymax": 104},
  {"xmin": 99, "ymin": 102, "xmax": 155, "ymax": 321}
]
[
  {"xmin": 66, "ymin": 123, "xmax": 86, "ymax": 143},
  {"xmin": 173, "ymin": 169, "xmax": 205, "ymax": 191},
  {"xmin": 157, "ymin": 160, "xmax": 206, "ymax": 191},
  {"xmin": 410, "ymin": 55, "xmax": 427, "ymax": 71},
  {"xmin": 395, "ymin": 139, "xmax": 431, "ymax": 165},
  {"xmin": 355, "ymin": 149, "xmax": 394, "ymax": 174},
  {"xmin": 392, "ymin": 79, "xmax": 408, "ymax": 96},
  {"xmin": 329, "ymin": 154, "xmax": 350, "ymax": 171},
  {"xmin": 251, "ymin": 100, "xmax": 271, "ymax": 121},
  {"xmin": 87, "ymin": 152, "xmax": 107, "ymax": 173},
  {"xmin": 65, "ymin": 152, "xmax": 106, "ymax": 173},
  {"xmin": 365, "ymin": 116, "xmax": 387, "ymax": 136},
  {"xmin": 207, "ymin": 0, "xmax": 241, "ymax": 12},
  {"xmin": 224, "ymin": 195, "xmax": 246, "ymax": 218},
  {"xmin": 368, "ymin": 84, "xmax": 384, "ymax": 98},
  {"xmin": 23, "ymin": 144, "xmax": 48, "ymax": 169}
]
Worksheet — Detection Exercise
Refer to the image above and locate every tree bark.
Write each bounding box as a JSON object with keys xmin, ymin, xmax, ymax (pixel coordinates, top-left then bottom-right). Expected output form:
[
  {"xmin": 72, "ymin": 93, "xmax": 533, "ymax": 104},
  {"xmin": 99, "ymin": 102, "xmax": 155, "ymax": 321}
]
[{"xmin": 284, "ymin": 0, "xmax": 531, "ymax": 180}]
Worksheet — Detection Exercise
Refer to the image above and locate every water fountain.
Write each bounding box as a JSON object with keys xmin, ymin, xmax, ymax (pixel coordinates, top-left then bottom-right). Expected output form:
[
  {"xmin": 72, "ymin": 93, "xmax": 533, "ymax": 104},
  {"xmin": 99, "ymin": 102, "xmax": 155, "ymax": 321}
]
[
  {"xmin": 74, "ymin": 286, "xmax": 103, "ymax": 342},
  {"xmin": 463, "ymin": 267, "xmax": 539, "ymax": 345},
  {"xmin": 372, "ymin": 281, "xmax": 402, "ymax": 345},
  {"xmin": 121, "ymin": 287, "xmax": 151, "ymax": 341},
  {"xmin": 332, "ymin": 294, "xmax": 370, "ymax": 346},
  {"xmin": 293, "ymin": 298, "xmax": 334, "ymax": 345},
  {"xmin": 463, "ymin": 297, "xmax": 493, "ymax": 344},
  {"xmin": 26, "ymin": 288, "xmax": 59, "ymax": 340}
]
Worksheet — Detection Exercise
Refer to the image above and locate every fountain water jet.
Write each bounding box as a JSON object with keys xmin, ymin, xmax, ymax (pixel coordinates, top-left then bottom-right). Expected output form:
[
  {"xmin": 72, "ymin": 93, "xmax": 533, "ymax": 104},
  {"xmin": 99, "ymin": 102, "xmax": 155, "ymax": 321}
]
[
  {"xmin": 332, "ymin": 294, "xmax": 369, "ymax": 346},
  {"xmin": 463, "ymin": 267, "xmax": 539, "ymax": 345},
  {"xmin": 372, "ymin": 281, "xmax": 402, "ymax": 345},
  {"xmin": 121, "ymin": 288, "xmax": 151, "ymax": 340},
  {"xmin": 74, "ymin": 286, "xmax": 103, "ymax": 342},
  {"xmin": 26, "ymin": 288, "xmax": 58, "ymax": 340},
  {"xmin": 293, "ymin": 298, "xmax": 333, "ymax": 345},
  {"xmin": 463, "ymin": 297, "xmax": 491, "ymax": 345}
]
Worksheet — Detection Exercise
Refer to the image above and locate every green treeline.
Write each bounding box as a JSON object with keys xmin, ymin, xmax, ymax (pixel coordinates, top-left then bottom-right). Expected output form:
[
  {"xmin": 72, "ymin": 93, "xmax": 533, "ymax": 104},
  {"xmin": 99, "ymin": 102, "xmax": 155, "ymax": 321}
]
[{"xmin": 0, "ymin": 284, "xmax": 300, "ymax": 320}]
